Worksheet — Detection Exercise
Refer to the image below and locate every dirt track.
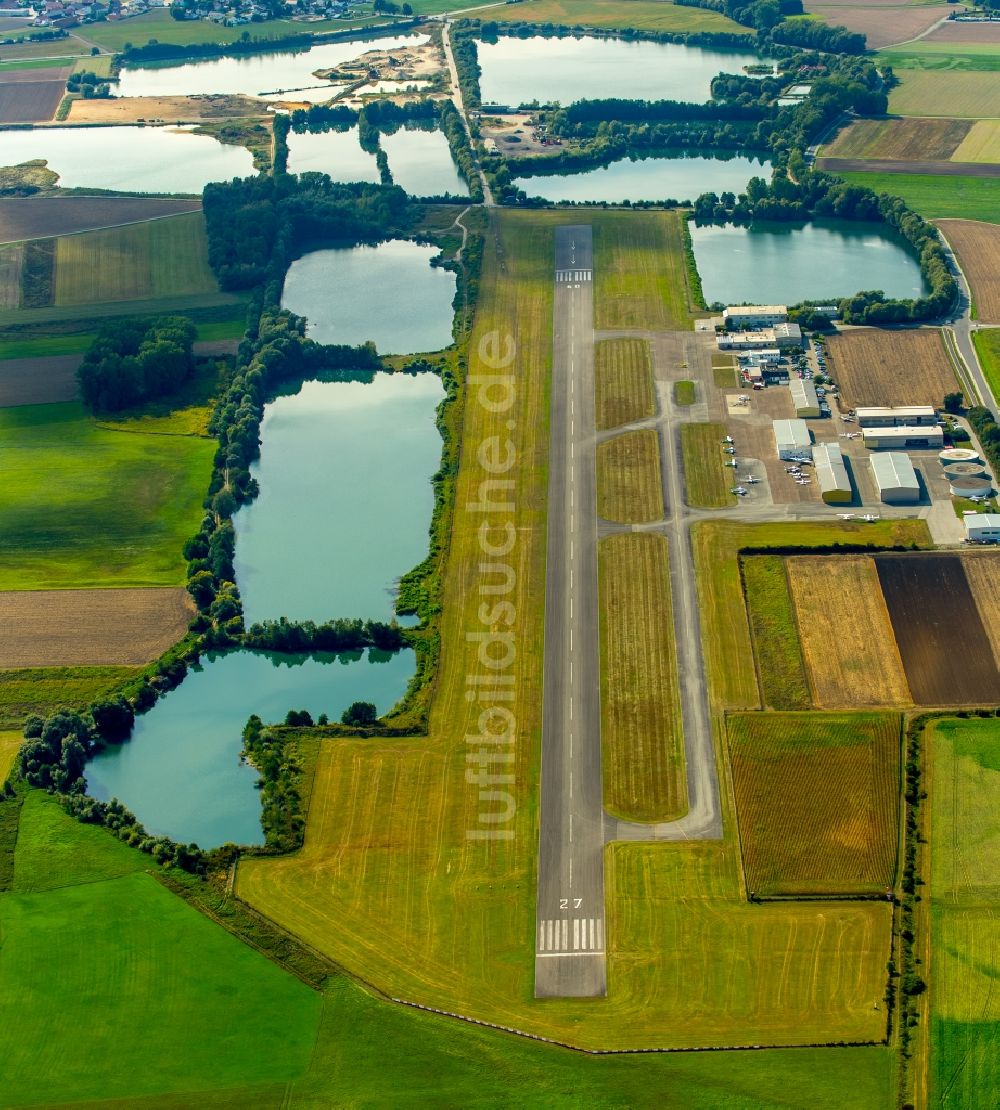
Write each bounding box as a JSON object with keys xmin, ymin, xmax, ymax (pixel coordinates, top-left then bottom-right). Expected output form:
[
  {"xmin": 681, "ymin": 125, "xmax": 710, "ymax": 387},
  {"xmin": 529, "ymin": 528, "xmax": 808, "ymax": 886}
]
[
  {"xmin": 818, "ymin": 157, "xmax": 1000, "ymax": 178},
  {"xmin": 0, "ymin": 196, "xmax": 202, "ymax": 244},
  {"xmin": 0, "ymin": 586, "xmax": 194, "ymax": 667}
]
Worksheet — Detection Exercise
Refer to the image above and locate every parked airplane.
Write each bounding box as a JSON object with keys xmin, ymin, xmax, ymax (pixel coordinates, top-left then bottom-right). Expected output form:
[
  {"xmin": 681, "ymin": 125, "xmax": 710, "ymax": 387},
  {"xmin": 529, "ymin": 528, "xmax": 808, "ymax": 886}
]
[
  {"xmin": 741, "ymin": 475, "xmax": 760, "ymax": 484},
  {"xmin": 731, "ymin": 486, "xmax": 748, "ymax": 496}
]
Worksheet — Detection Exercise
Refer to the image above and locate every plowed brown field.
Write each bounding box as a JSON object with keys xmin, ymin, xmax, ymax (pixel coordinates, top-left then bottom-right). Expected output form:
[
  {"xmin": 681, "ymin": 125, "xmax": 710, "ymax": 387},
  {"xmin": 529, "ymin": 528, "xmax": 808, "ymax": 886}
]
[
  {"xmin": 823, "ymin": 117, "xmax": 972, "ymax": 162},
  {"xmin": 826, "ymin": 327, "xmax": 959, "ymax": 408},
  {"xmin": 806, "ymin": 2, "xmax": 953, "ymax": 48},
  {"xmin": 959, "ymin": 551, "xmax": 1000, "ymax": 670},
  {"xmin": 0, "ymin": 587, "xmax": 193, "ymax": 667},
  {"xmin": 937, "ymin": 219, "xmax": 1000, "ymax": 322}
]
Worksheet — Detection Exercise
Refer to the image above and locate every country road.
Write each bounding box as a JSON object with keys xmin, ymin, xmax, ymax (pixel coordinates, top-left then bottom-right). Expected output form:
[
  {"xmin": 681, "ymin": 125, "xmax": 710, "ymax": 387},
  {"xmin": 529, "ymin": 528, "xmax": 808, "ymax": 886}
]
[{"xmin": 440, "ymin": 20, "xmax": 494, "ymax": 206}]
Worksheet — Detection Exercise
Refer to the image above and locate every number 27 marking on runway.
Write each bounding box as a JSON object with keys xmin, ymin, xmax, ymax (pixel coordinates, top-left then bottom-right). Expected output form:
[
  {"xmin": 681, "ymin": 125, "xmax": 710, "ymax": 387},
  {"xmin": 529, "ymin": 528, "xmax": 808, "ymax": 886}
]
[{"xmin": 560, "ymin": 898, "xmax": 583, "ymax": 910}]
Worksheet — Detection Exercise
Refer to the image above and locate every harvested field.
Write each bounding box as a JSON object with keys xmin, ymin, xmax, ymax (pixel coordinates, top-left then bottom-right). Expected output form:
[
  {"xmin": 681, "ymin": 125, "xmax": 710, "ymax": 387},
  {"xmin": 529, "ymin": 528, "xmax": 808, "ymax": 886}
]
[
  {"xmin": 826, "ymin": 327, "xmax": 958, "ymax": 409},
  {"xmin": 0, "ymin": 242, "xmax": 22, "ymax": 308},
  {"xmin": 937, "ymin": 219, "xmax": 1000, "ymax": 322},
  {"xmin": 888, "ymin": 71, "xmax": 1000, "ymax": 118},
  {"xmin": 66, "ymin": 93, "xmax": 268, "ymax": 124},
  {"xmin": 0, "ymin": 353, "xmax": 79, "ymax": 407},
  {"xmin": 474, "ymin": 0, "xmax": 745, "ymax": 32},
  {"xmin": 597, "ymin": 429, "xmax": 664, "ymax": 524},
  {"xmin": 0, "ymin": 587, "xmax": 194, "ymax": 668},
  {"xmin": 875, "ymin": 553, "xmax": 1000, "ymax": 704},
  {"xmin": 787, "ymin": 556, "xmax": 912, "ymax": 708},
  {"xmin": 806, "ymin": 3, "xmax": 953, "ymax": 49},
  {"xmin": 599, "ymin": 533, "xmax": 684, "ymax": 823},
  {"xmin": 0, "ymin": 197, "xmax": 202, "ymax": 246},
  {"xmin": 951, "ymin": 119, "xmax": 1000, "ymax": 163},
  {"xmin": 681, "ymin": 422, "xmax": 735, "ymax": 508},
  {"xmin": 0, "ymin": 74, "xmax": 68, "ymax": 123},
  {"xmin": 53, "ymin": 212, "xmax": 218, "ymax": 306},
  {"xmin": 957, "ymin": 551, "xmax": 1000, "ymax": 670},
  {"xmin": 728, "ymin": 712, "xmax": 902, "ymax": 897},
  {"xmin": 594, "ymin": 337, "xmax": 654, "ymax": 430},
  {"xmin": 823, "ymin": 117, "xmax": 972, "ymax": 162},
  {"xmin": 819, "ymin": 157, "xmax": 1000, "ymax": 178},
  {"xmin": 925, "ymin": 19, "xmax": 1000, "ymax": 44},
  {"xmin": 741, "ymin": 555, "xmax": 811, "ymax": 711},
  {"xmin": 0, "ymin": 665, "xmax": 136, "ymax": 729}
]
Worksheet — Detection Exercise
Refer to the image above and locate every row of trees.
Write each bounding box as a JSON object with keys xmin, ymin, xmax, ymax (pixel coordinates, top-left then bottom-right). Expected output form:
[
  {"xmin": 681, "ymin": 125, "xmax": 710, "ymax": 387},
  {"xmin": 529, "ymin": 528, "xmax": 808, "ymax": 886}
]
[
  {"xmin": 675, "ymin": 0, "xmax": 866, "ymax": 52},
  {"xmin": 76, "ymin": 316, "xmax": 197, "ymax": 413}
]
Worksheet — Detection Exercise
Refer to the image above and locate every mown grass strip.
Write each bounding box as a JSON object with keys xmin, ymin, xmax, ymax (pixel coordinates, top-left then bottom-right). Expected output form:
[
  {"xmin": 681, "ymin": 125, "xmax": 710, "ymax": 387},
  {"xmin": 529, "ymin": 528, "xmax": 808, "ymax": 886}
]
[
  {"xmin": 594, "ymin": 336, "xmax": 654, "ymax": 430},
  {"xmin": 599, "ymin": 533, "xmax": 685, "ymax": 823},
  {"xmin": 741, "ymin": 555, "xmax": 811, "ymax": 711},
  {"xmin": 673, "ymin": 379, "xmax": 695, "ymax": 406},
  {"xmin": 597, "ymin": 428, "xmax": 664, "ymax": 524},
  {"xmin": 681, "ymin": 422, "xmax": 734, "ymax": 508}
]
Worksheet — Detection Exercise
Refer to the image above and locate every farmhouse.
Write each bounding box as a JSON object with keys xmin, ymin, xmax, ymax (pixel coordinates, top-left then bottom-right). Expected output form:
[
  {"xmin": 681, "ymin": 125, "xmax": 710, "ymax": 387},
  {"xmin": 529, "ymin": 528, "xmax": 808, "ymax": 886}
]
[
  {"xmin": 855, "ymin": 406, "xmax": 938, "ymax": 428},
  {"xmin": 813, "ymin": 442, "xmax": 852, "ymax": 503},
  {"xmin": 773, "ymin": 417, "xmax": 812, "ymax": 460},
  {"xmin": 862, "ymin": 426, "xmax": 944, "ymax": 450},
  {"xmin": 871, "ymin": 452, "xmax": 921, "ymax": 503},
  {"xmin": 723, "ymin": 304, "xmax": 788, "ymax": 329},
  {"xmin": 965, "ymin": 512, "xmax": 1000, "ymax": 543},
  {"xmin": 789, "ymin": 378, "xmax": 820, "ymax": 418}
]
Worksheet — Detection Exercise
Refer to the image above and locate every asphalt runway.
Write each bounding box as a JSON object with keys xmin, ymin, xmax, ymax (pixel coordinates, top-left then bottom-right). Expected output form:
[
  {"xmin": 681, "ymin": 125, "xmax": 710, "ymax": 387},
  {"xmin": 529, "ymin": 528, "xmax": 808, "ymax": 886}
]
[{"xmin": 533, "ymin": 225, "xmax": 607, "ymax": 999}]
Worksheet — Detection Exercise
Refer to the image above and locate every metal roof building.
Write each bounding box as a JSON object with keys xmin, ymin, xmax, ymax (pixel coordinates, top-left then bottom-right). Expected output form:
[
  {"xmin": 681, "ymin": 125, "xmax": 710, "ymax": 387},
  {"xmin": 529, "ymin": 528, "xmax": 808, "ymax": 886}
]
[
  {"xmin": 814, "ymin": 442, "xmax": 852, "ymax": 503},
  {"xmin": 789, "ymin": 378, "xmax": 820, "ymax": 418},
  {"xmin": 871, "ymin": 452, "xmax": 920, "ymax": 503},
  {"xmin": 773, "ymin": 418, "xmax": 812, "ymax": 460},
  {"xmin": 723, "ymin": 305, "xmax": 788, "ymax": 328},
  {"xmin": 862, "ymin": 425, "xmax": 944, "ymax": 450},
  {"xmin": 855, "ymin": 406, "xmax": 937, "ymax": 428},
  {"xmin": 965, "ymin": 513, "xmax": 1000, "ymax": 543}
]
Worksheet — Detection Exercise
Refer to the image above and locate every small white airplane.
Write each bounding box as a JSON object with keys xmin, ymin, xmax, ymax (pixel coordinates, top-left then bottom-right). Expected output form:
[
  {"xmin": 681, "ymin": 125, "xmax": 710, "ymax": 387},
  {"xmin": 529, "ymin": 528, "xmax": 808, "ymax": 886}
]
[
  {"xmin": 731, "ymin": 486, "xmax": 748, "ymax": 496},
  {"xmin": 742, "ymin": 475, "xmax": 760, "ymax": 484},
  {"xmin": 862, "ymin": 513, "xmax": 880, "ymax": 522},
  {"xmin": 724, "ymin": 446, "xmax": 736, "ymax": 455},
  {"xmin": 722, "ymin": 435, "xmax": 734, "ymax": 444},
  {"xmin": 785, "ymin": 466, "xmax": 801, "ymax": 474},
  {"xmin": 837, "ymin": 513, "xmax": 856, "ymax": 520},
  {"xmin": 725, "ymin": 459, "xmax": 737, "ymax": 468},
  {"xmin": 796, "ymin": 477, "xmax": 812, "ymax": 484}
]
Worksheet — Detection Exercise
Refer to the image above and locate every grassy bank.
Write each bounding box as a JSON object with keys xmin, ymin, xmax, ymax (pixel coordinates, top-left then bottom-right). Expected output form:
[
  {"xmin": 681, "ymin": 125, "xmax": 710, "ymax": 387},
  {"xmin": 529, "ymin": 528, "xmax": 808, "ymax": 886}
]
[{"xmin": 973, "ymin": 328, "xmax": 1000, "ymax": 405}]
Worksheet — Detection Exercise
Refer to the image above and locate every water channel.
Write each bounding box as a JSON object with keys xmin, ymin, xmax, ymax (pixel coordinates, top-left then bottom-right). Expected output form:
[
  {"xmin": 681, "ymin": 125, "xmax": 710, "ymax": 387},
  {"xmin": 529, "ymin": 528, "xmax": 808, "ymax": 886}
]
[
  {"xmin": 281, "ymin": 239, "xmax": 456, "ymax": 351},
  {"xmin": 85, "ymin": 648, "xmax": 415, "ymax": 848},
  {"xmin": 689, "ymin": 218, "xmax": 929, "ymax": 305},
  {"xmin": 116, "ymin": 33, "xmax": 428, "ymax": 99},
  {"xmin": 477, "ymin": 34, "xmax": 764, "ymax": 106},
  {"xmin": 514, "ymin": 150, "xmax": 772, "ymax": 204},
  {"xmin": 0, "ymin": 125, "xmax": 253, "ymax": 193}
]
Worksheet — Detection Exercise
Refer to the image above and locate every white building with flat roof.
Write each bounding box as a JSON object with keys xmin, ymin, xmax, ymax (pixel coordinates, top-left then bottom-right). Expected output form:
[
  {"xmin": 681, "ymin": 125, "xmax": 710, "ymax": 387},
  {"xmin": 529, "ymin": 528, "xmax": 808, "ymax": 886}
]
[
  {"xmin": 862, "ymin": 426, "xmax": 944, "ymax": 450},
  {"xmin": 789, "ymin": 378, "xmax": 820, "ymax": 418},
  {"xmin": 814, "ymin": 442, "xmax": 852, "ymax": 503},
  {"xmin": 773, "ymin": 418, "xmax": 812, "ymax": 460},
  {"xmin": 871, "ymin": 452, "xmax": 920, "ymax": 503},
  {"xmin": 855, "ymin": 406, "xmax": 938, "ymax": 428},
  {"xmin": 965, "ymin": 513, "xmax": 1000, "ymax": 543},
  {"xmin": 723, "ymin": 305, "xmax": 788, "ymax": 329}
]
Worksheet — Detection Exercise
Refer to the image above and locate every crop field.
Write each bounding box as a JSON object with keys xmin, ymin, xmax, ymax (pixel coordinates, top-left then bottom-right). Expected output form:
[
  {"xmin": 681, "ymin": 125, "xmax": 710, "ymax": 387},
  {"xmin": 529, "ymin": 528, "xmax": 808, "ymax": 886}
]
[
  {"xmin": 0, "ymin": 730, "xmax": 18, "ymax": 783},
  {"xmin": 0, "ymin": 353, "xmax": 79, "ymax": 407},
  {"xmin": 594, "ymin": 336, "xmax": 654, "ymax": 429},
  {"xmin": 52, "ymin": 212, "xmax": 219, "ymax": 307},
  {"xmin": 599, "ymin": 533, "xmax": 684, "ymax": 823},
  {"xmin": 741, "ymin": 555, "xmax": 810, "ymax": 710},
  {"xmin": 958, "ymin": 551, "xmax": 1000, "ymax": 669},
  {"xmin": 0, "ymin": 664, "xmax": 136, "ymax": 729},
  {"xmin": 0, "ymin": 241, "xmax": 23, "ymax": 309},
  {"xmin": 0, "ymin": 402, "xmax": 214, "ymax": 590},
  {"xmin": 937, "ymin": 219, "xmax": 1000, "ymax": 322},
  {"xmin": 0, "ymin": 73, "xmax": 68, "ymax": 122},
  {"xmin": 786, "ymin": 556, "xmax": 912, "ymax": 708},
  {"xmin": 0, "ymin": 196, "xmax": 203, "ymax": 246},
  {"xmin": 594, "ymin": 209, "xmax": 693, "ymax": 331},
  {"xmin": 596, "ymin": 428, "xmax": 664, "ymax": 523},
  {"xmin": 681, "ymin": 422, "xmax": 735, "ymax": 508},
  {"xmin": 806, "ymin": 3, "xmax": 952, "ymax": 49},
  {"xmin": 841, "ymin": 170, "xmax": 1000, "ymax": 223},
  {"xmin": 0, "ymin": 587, "xmax": 193, "ymax": 668},
  {"xmin": 925, "ymin": 20, "xmax": 1000, "ymax": 45},
  {"xmin": 476, "ymin": 0, "xmax": 745, "ymax": 31},
  {"xmin": 973, "ymin": 328, "xmax": 1000, "ymax": 402},
  {"xmin": 928, "ymin": 717, "xmax": 1000, "ymax": 1107},
  {"xmin": 880, "ymin": 38, "xmax": 1000, "ymax": 71},
  {"xmin": 887, "ymin": 71, "xmax": 1000, "ymax": 117},
  {"xmin": 692, "ymin": 519, "xmax": 930, "ymax": 714},
  {"xmin": 951, "ymin": 119, "xmax": 1000, "ymax": 163},
  {"xmin": 728, "ymin": 712, "xmax": 901, "ymax": 897},
  {"xmin": 825, "ymin": 327, "xmax": 958, "ymax": 409},
  {"xmin": 823, "ymin": 117, "xmax": 972, "ymax": 162},
  {"xmin": 876, "ymin": 553, "xmax": 999, "ymax": 704}
]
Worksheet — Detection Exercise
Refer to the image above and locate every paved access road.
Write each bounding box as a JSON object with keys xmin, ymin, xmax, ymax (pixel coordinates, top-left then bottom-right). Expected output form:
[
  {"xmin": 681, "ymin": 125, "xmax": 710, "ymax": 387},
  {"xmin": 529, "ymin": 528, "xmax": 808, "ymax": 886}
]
[{"xmin": 533, "ymin": 226, "xmax": 606, "ymax": 999}]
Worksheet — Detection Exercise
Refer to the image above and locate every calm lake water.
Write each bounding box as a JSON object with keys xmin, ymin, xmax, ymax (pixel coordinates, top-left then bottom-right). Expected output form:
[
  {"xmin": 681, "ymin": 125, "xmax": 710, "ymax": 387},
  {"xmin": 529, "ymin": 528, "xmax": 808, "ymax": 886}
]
[
  {"xmin": 282, "ymin": 239, "xmax": 455, "ymax": 351},
  {"xmin": 86, "ymin": 648, "xmax": 414, "ymax": 848},
  {"xmin": 690, "ymin": 219, "xmax": 929, "ymax": 305},
  {"xmin": 233, "ymin": 374, "xmax": 443, "ymax": 624},
  {"xmin": 514, "ymin": 150, "xmax": 772, "ymax": 204},
  {"xmin": 287, "ymin": 127, "xmax": 380, "ymax": 181},
  {"xmin": 0, "ymin": 125, "xmax": 252, "ymax": 193},
  {"xmin": 116, "ymin": 33, "xmax": 428, "ymax": 99},
  {"xmin": 477, "ymin": 35, "xmax": 762, "ymax": 106}
]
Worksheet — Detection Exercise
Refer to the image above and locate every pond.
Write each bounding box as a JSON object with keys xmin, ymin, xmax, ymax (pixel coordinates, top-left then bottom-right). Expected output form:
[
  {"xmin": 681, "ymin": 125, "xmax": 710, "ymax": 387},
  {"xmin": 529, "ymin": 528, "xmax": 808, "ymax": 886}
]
[
  {"xmin": 477, "ymin": 34, "xmax": 763, "ymax": 107},
  {"xmin": 287, "ymin": 127, "xmax": 380, "ymax": 182},
  {"xmin": 85, "ymin": 647, "xmax": 415, "ymax": 848},
  {"xmin": 233, "ymin": 374, "xmax": 444, "ymax": 625},
  {"xmin": 116, "ymin": 33, "xmax": 429, "ymax": 99},
  {"xmin": 281, "ymin": 239, "xmax": 455, "ymax": 352},
  {"xmin": 0, "ymin": 125, "xmax": 253, "ymax": 194},
  {"xmin": 689, "ymin": 219, "xmax": 929, "ymax": 305},
  {"xmin": 513, "ymin": 150, "xmax": 772, "ymax": 204}
]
